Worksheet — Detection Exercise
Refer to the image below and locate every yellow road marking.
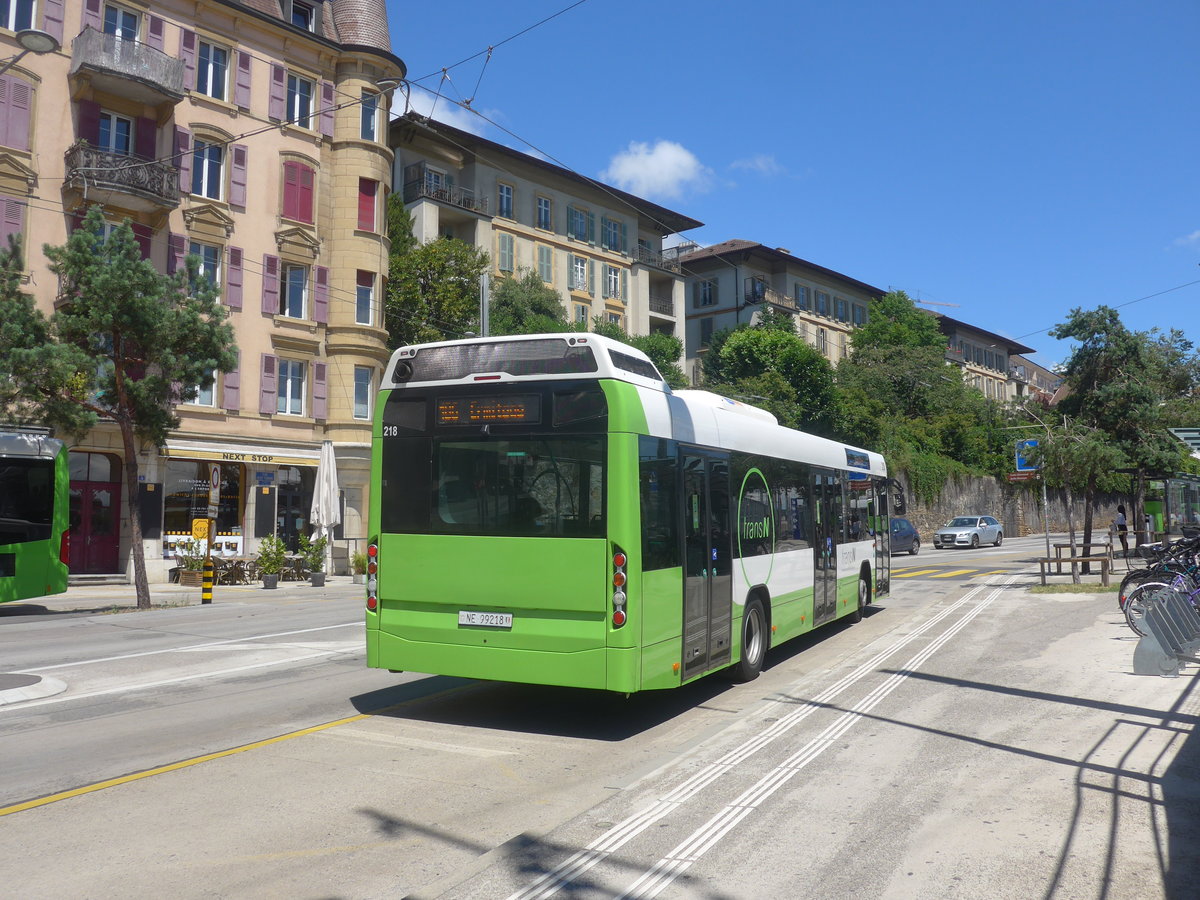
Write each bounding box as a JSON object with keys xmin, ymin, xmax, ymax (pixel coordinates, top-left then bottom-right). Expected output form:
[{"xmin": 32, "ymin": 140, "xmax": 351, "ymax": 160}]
[
  {"xmin": 893, "ymin": 569, "xmax": 940, "ymax": 578},
  {"xmin": 0, "ymin": 686, "xmax": 468, "ymax": 820},
  {"xmin": 932, "ymin": 569, "xmax": 978, "ymax": 578}
]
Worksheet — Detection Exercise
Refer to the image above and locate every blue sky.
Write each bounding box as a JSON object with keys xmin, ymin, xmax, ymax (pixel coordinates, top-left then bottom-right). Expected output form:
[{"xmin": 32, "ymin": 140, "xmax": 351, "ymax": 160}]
[{"xmin": 384, "ymin": 0, "xmax": 1199, "ymax": 368}]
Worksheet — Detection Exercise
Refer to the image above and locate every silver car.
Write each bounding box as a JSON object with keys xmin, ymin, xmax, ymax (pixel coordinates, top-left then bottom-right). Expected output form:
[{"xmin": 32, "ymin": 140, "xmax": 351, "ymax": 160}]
[{"xmin": 933, "ymin": 515, "xmax": 1003, "ymax": 549}]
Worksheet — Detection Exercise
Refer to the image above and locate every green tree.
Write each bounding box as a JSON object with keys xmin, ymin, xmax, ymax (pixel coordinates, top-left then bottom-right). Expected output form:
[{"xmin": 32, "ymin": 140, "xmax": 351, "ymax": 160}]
[
  {"xmin": 0, "ymin": 207, "xmax": 236, "ymax": 609},
  {"xmin": 489, "ymin": 268, "xmax": 570, "ymax": 335},
  {"xmin": 710, "ymin": 327, "xmax": 836, "ymax": 432},
  {"xmin": 590, "ymin": 318, "xmax": 688, "ymax": 389},
  {"xmin": 385, "ymin": 238, "xmax": 488, "ymax": 348},
  {"xmin": 850, "ymin": 290, "xmax": 946, "ymax": 353},
  {"xmin": 1050, "ymin": 306, "xmax": 1199, "ymax": 541}
]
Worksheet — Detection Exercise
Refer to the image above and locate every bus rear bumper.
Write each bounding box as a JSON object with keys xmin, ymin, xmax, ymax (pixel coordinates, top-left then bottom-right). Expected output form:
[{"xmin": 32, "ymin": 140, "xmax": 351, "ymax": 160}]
[{"xmin": 372, "ymin": 630, "xmax": 633, "ymax": 691}]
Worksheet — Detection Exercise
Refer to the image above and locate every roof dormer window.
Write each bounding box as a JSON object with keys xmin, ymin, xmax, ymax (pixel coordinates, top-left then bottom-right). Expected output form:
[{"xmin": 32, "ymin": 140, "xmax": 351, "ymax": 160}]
[{"xmin": 291, "ymin": 1, "xmax": 314, "ymax": 31}]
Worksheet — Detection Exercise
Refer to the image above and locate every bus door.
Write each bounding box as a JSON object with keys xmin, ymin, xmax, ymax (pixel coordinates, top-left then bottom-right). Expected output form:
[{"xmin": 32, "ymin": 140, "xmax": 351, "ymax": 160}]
[
  {"xmin": 682, "ymin": 451, "xmax": 732, "ymax": 679},
  {"xmin": 812, "ymin": 471, "xmax": 839, "ymax": 625},
  {"xmin": 873, "ymin": 479, "xmax": 890, "ymax": 596}
]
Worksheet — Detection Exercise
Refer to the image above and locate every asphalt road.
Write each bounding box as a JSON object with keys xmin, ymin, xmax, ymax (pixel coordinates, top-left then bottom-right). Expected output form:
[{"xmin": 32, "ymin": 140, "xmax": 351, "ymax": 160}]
[{"xmin": 0, "ymin": 541, "xmax": 1196, "ymax": 899}]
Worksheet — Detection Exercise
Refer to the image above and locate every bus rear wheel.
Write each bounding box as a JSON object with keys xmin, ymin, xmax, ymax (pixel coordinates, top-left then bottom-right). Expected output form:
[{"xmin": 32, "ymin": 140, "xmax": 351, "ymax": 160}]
[
  {"xmin": 733, "ymin": 598, "xmax": 767, "ymax": 682},
  {"xmin": 851, "ymin": 573, "xmax": 869, "ymax": 623}
]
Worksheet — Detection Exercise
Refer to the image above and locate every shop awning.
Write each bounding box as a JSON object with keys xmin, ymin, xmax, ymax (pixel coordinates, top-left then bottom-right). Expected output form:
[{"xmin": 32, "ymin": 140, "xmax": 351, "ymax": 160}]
[{"xmin": 161, "ymin": 440, "xmax": 321, "ymax": 468}]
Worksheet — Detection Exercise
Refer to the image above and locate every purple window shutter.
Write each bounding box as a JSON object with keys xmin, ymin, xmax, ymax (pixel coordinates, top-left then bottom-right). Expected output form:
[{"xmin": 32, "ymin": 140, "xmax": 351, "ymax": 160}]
[
  {"xmin": 174, "ymin": 126, "xmax": 192, "ymax": 193},
  {"xmin": 167, "ymin": 233, "xmax": 185, "ymax": 274},
  {"xmin": 0, "ymin": 196, "xmax": 26, "ymax": 249},
  {"xmin": 259, "ymin": 354, "xmax": 277, "ymax": 415},
  {"xmin": 320, "ymin": 81, "xmax": 335, "ymax": 138},
  {"xmin": 42, "ymin": 0, "xmax": 65, "ymax": 42},
  {"xmin": 131, "ymin": 223, "xmax": 152, "ymax": 260},
  {"xmin": 4, "ymin": 77, "xmax": 32, "ymax": 152},
  {"xmin": 147, "ymin": 15, "xmax": 165, "ymax": 50},
  {"xmin": 268, "ymin": 65, "xmax": 286, "ymax": 122},
  {"xmin": 223, "ymin": 355, "xmax": 240, "ymax": 412},
  {"xmin": 261, "ymin": 254, "xmax": 279, "ymax": 314},
  {"xmin": 226, "ymin": 247, "xmax": 243, "ymax": 310},
  {"xmin": 78, "ymin": 99, "xmax": 101, "ymax": 145},
  {"xmin": 312, "ymin": 362, "xmax": 327, "ymax": 420},
  {"xmin": 82, "ymin": 0, "xmax": 101, "ymax": 31},
  {"xmin": 229, "ymin": 144, "xmax": 248, "ymax": 208},
  {"xmin": 313, "ymin": 266, "xmax": 329, "ymax": 323},
  {"xmin": 135, "ymin": 116, "xmax": 155, "ymax": 160},
  {"xmin": 180, "ymin": 31, "xmax": 197, "ymax": 92},
  {"xmin": 235, "ymin": 52, "xmax": 252, "ymax": 110}
]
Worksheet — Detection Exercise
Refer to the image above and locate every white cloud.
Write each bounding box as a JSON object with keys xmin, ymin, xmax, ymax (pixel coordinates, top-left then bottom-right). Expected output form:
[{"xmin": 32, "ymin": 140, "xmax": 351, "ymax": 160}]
[
  {"xmin": 1171, "ymin": 230, "xmax": 1200, "ymax": 250},
  {"xmin": 600, "ymin": 140, "xmax": 712, "ymax": 200},
  {"xmin": 730, "ymin": 154, "xmax": 785, "ymax": 177},
  {"xmin": 393, "ymin": 89, "xmax": 485, "ymax": 134}
]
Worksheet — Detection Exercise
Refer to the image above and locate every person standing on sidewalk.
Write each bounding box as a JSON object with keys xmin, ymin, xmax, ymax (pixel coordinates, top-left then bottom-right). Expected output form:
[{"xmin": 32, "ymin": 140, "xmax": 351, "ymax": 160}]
[{"xmin": 1115, "ymin": 505, "xmax": 1129, "ymax": 557}]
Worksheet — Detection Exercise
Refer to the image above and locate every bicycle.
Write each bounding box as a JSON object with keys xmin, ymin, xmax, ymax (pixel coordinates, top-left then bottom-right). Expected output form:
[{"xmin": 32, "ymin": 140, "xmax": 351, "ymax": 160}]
[
  {"xmin": 1120, "ymin": 526, "xmax": 1200, "ymax": 635},
  {"xmin": 1123, "ymin": 570, "xmax": 1200, "ymax": 636}
]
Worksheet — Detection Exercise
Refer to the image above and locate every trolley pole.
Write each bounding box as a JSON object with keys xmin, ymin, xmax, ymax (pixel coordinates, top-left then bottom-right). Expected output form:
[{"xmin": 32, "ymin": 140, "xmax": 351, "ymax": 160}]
[{"xmin": 202, "ymin": 463, "xmax": 220, "ymax": 605}]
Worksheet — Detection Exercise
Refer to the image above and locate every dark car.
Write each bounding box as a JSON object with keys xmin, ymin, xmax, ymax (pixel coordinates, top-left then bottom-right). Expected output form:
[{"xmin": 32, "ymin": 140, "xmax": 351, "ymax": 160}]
[{"xmin": 890, "ymin": 517, "xmax": 920, "ymax": 555}]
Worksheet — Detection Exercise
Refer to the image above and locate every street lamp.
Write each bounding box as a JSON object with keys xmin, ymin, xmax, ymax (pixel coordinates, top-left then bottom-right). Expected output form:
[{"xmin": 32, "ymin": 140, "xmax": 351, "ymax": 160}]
[{"xmin": 0, "ymin": 28, "xmax": 62, "ymax": 78}]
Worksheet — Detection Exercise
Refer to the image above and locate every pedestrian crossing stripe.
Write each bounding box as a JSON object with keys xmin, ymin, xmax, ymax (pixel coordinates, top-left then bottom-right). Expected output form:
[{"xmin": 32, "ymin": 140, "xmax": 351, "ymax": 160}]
[
  {"xmin": 893, "ymin": 569, "xmax": 940, "ymax": 578},
  {"xmin": 931, "ymin": 569, "xmax": 978, "ymax": 578}
]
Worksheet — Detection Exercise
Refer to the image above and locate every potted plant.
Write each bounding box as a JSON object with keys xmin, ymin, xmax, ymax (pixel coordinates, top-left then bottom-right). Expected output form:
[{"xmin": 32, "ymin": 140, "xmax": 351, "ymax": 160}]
[
  {"xmin": 351, "ymin": 551, "xmax": 367, "ymax": 585},
  {"xmin": 256, "ymin": 535, "xmax": 287, "ymax": 589},
  {"xmin": 176, "ymin": 538, "xmax": 207, "ymax": 587},
  {"xmin": 298, "ymin": 533, "xmax": 328, "ymax": 587}
]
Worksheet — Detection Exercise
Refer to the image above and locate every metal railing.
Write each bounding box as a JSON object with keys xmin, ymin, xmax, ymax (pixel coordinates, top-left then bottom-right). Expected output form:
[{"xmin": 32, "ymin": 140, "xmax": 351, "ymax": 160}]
[
  {"xmin": 402, "ymin": 179, "xmax": 489, "ymax": 215},
  {"xmin": 744, "ymin": 283, "xmax": 800, "ymax": 311},
  {"xmin": 648, "ymin": 293, "xmax": 674, "ymax": 316},
  {"xmin": 64, "ymin": 143, "xmax": 180, "ymax": 207},
  {"xmin": 70, "ymin": 27, "xmax": 185, "ymax": 99},
  {"xmin": 632, "ymin": 244, "xmax": 682, "ymax": 273}
]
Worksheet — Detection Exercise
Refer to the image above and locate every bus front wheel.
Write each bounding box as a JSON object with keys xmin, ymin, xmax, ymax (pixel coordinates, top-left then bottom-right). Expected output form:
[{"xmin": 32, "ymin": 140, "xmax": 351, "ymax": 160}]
[
  {"xmin": 851, "ymin": 572, "xmax": 870, "ymax": 623},
  {"xmin": 733, "ymin": 598, "xmax": 767, "ymax": 682}
]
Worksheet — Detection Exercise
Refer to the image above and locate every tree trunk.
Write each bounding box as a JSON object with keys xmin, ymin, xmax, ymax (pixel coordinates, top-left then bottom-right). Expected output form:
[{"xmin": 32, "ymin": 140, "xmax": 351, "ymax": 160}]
[
  {"xmin": 1081, "ymin": 476, "xmax": 1096, "ymax": 576},
  {"xmin": 119, "ymin": 420, "xmax": 151, "ymax": 609},
  {"xmin": 1133, "ymin": 470, "xmax": 1147, "ymax": 546}
]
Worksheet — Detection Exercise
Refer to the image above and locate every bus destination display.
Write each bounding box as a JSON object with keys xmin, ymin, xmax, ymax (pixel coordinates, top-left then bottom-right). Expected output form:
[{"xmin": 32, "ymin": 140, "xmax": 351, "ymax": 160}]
[{"xmin": 437, "ymin": 395, "xmax": 541, "ymax": 426}]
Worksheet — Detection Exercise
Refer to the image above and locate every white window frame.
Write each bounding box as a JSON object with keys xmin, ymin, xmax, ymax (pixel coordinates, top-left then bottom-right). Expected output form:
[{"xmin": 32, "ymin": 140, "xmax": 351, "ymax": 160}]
[
  {"xmin": 355, "ymin": 271, "xmax": 373, "ymax": 325},
  {"xmin": 276, "ymin": 359, "xmax": 306, "ymax": 416},
  {"xmin": 282, "ymin": 263, "xmax": 308, "ymax": 318},
  {"xmin": 353, "ymin": 366, "xmax": 371, "ymax": 419},
  {"xmin": 497, "ymin": 182, "xmax": 513, "ymax": 219},
  {"xmin": 191, "ymin": 138, "xmax": 223, "ymax": 200},
  {"xmin": 103, "ymin": 2, "xmax": 139, "ymax": 39},
  {"xmin": 536, "ymin": 196, "xmax": 551, "ymax": 231},
  {"xmin": 98, "ymin": 110, "xmax": 133, "ymax": 156},
  {"xmin": 1, "ymin": 0, "xmax": 35, "ymax": 32},
  {"xmin": 290, "ymin": 0, "xmax": 314, "ymax": 30},
  {"xmin": 360, "ymin": 91, "xmax": 378, "ymax": 141},
  {"xmin": 188, "ymin": 240, "xmax": 221, "ymax": 290},
  {"xmin": 287, "ymin": 73, "xmax": 314, "ymax": 129},
  {"xmin": 196, "ymin": 40, "xmax": 228, "ymax": 101},
  {"xmin": 190, "ymin": 367, "xmax": 216, "ymax": 407},
  {"xmin": 570, "ymin": 254, "xmax": 587, "ymax": 292},
  {"xmin": 601, "ymin": 217, "xmax": 623, "ymax": 253},
  {"xmin": 605, "ymin": 264, "xmax": 620, "ymax": 300},
  {"xmin": 698, "ymin": 280, "xmax": 716, "ymax": 307}
]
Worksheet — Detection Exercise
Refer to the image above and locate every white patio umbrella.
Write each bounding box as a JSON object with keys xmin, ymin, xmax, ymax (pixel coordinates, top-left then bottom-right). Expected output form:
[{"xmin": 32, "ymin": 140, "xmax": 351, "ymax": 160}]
[{"xmin": 310, "ymin": 440, "xmax": 341, "ymax": 574}]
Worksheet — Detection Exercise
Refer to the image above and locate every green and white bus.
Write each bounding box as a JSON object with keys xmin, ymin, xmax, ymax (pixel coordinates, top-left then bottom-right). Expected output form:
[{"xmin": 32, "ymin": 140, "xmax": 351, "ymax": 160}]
[
  {"xmin": 366, "ymin": 334, "xmax": 892, "ymax": 692},
  {"xmin": 0, "ymin": 428, "xmax": 70, "ymax": 604}
]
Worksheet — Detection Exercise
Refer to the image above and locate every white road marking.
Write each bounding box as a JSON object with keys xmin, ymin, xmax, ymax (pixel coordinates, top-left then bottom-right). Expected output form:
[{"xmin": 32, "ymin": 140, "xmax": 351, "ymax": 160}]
[
  {"xmin": 507, "ymin": 577, "xmax": 1011, "ymax": 900},
  {"xmin": 22, "ymin": 622, "xmax": 361, "ymax": 672}
]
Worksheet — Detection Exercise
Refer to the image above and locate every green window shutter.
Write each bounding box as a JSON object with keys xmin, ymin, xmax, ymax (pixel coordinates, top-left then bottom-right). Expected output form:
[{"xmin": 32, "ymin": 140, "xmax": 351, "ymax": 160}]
[
  {"xmin": 620, "ymin": 222, "xmax": 627, "ymax": 253},
  {"xmin": 587, "ymin": 212, "xmax": 596, "ymax": 245},
  {"xmin": 621, "ymin": 269, "xmax": 628, "ymax": 302},
  {"xmin": 588, "ymin": 259, "xmax": 595, "ymax": 295}
]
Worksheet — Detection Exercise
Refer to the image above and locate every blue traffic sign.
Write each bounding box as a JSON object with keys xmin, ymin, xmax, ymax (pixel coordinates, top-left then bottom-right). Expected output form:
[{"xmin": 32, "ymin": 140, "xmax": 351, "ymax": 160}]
[{"xmin": 1015, "ymin": 438, "xmax": 1040, "ymax": 472}]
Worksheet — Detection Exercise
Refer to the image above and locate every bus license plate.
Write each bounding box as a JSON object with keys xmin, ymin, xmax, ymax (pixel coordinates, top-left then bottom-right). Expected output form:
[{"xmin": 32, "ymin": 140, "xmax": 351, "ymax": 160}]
[{"xmin": 458, "ymin": 610, "xmax": 513, "ymax": 628}]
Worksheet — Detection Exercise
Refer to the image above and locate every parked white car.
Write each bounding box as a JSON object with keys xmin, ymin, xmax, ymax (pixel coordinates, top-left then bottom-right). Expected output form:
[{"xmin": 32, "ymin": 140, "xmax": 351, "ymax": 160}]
[{"xmin": 933, "ymin": 515, "xmax": 1003, "ymax": 549}]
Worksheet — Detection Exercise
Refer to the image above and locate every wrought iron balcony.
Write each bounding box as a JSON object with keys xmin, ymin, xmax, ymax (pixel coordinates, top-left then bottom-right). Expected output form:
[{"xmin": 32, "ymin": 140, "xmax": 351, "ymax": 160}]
[
  {"xmin": 632, "ymin": 244, "xmax": 681, "ymax": 273},
  {"xmin": 64, "ymin": 142, "xmax": 180, "ymax": 211},
  {"xmin": 744, "ymin": 283, "xmax": 800, "ymax": 312},
  {"xmin": 70, "ymin": 27, "xmax": 185, "ymax": 106},
  {"xmin": 649, "ymin": 293, "xmax": 675, "ymax": 316}
]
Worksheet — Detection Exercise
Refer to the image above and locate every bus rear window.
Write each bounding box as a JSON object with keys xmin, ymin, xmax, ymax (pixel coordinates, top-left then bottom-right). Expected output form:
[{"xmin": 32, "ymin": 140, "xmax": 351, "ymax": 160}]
[{"xmin": 0, "ymin": 459, "xmax": 54, "ymax": 545}]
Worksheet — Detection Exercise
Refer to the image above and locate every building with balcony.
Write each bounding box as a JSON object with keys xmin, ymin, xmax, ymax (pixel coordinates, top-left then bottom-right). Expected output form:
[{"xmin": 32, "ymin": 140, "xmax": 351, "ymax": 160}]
[
  {"xmin": 678, "ymin": 240, "xmax": 885, "ymax": 382},
  {"xmin": 1007, "ymin": 354, "xmax": 1062, "ymax": 403},
  {"xmin": 936, "ymin": 315, "xmax": 1036, "ymax": 403},
  {"xmin": 2, "ymin": 0, "xmax": 404, "ymax": 580},
  {"xmin": 389, "ymin": 112, "xmax": 701, "ymax": 338}
]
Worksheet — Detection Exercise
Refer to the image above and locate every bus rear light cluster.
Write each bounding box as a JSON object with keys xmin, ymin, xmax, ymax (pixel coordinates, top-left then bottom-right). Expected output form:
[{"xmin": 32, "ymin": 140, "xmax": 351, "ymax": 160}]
[
  {"xmin": 366, "ymin": 542, "xmax": 379, "ymax": 611},
  {"xmin": 611, "ymin": 546, "xmax": 627, "ymax": 629},
  {"xmin": 60, "ymin": 530, "xmax": 70, "ymax": 566}
]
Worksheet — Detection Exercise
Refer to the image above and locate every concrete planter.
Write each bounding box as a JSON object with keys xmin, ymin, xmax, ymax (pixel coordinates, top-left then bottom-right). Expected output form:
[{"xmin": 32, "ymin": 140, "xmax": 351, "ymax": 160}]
[
  {"xmin": 261, "ymin": 573, "xmax": 279, "ymax": 590},
  {"xmin": 310, "ymin": 572, "xmax": 326, "ymax": 588}
]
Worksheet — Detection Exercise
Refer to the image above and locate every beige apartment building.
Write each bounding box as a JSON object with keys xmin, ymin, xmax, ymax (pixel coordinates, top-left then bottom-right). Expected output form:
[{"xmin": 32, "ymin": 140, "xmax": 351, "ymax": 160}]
[
  {"xmin": 936, "ymin": 315, "xmax": 1035, "ymax": 403},
  {"xmin": 679, "ymin": 240, "xmax": 885, "ymax": 383},
  {"xmin": 389, "ymin": 112, "xmax": 702, "ymax": 338},
  {"xmin": 1, "ymin": 0, "xmax": 403, "ymax": 580}
]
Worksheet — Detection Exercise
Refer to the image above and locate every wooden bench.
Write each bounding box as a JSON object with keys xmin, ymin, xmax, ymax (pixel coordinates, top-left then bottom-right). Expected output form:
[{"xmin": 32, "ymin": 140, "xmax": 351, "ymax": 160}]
[
  {"xmin": 1037, "ymin": 555, "xmax": 1110, "ymax": 586},
  {"xmin": 1133, "ymin": 588, "xmax": 1200, "ymax": 677},
  {"xmin": 1052, "ymin": 539, "xmax": 1114, "ymax": 573}
]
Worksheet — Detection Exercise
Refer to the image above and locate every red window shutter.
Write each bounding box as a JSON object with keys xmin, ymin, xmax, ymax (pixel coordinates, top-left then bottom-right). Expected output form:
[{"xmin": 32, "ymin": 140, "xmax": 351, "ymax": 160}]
[
  {"xmin": 1, "ymin": 77, "xmax": 32, "ymax": 151},
  {"xmin": 0, "ymin": 195, "xmax": 26, "ymax": 250},
  {"xmin": 135, "ymin": 117, "xmax": 156, "ymax": 160},
  {"xmin": 357, "ymin": 178, "xmax": 377, "ymax": 232},
  {"xmin": 298, "ymin": 165, "xmax": 314, "ymax": 224},
  {"xmin": 82, "ymin": 0, "xmax": 101, "ymax": 31},
  {"xmin": 226, "ymin": 246, "xmax": 243, "ymax": 310},
  {"xmin": 268, "ymin": 65, "xmax": 286, "ymax": 122},
  {"xmin": 281, "ymin": 161, "xmax": 299, "ymax": 221},
  {"xmin": 131, "ymin": 223, "xmax": 152, "ymax": 260},
  {"xmin": 319, "ymin": 81, "xmax": 335, "ymax": 137},
  {"xmin": 78, "ymin": 99, "xmax": 101, "ymax": 146},
  {"xmin": 180, "ymin": 31, "xmax": 197, "ymax": 92},
  {"xmin": 42, "ymin": 0, "xmax": 65, "ymax": 41},
  {"xmin": 147, "ymin": 15, "xmax": 165, "ymax": 50},
  {"xmin": 168, "ymin": 233, "xmax": 185, "ymax": 275},
  {"xmin": 223, "ymin": 353, "xmax": 240, "ymax": 412},
  {"xmin": 174, "ymin": 127, "xmax": 192, "ymax": 195}
]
